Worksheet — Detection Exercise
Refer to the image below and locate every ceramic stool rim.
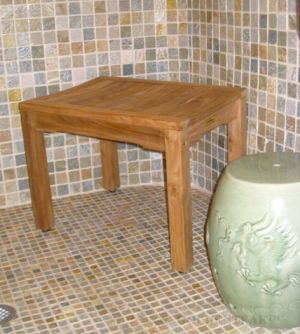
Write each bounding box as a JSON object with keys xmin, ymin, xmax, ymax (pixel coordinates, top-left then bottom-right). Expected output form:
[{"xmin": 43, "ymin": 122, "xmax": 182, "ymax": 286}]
[{"xmin": 225, "ymin": 152, "xmax": 300, "ymax": 186}]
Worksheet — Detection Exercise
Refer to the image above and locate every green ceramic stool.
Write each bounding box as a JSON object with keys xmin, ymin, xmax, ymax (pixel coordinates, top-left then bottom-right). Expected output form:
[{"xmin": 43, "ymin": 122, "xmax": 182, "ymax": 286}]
[{"xmin": 206, "ymin": 152, "xmax": 300, "ymax": 328}]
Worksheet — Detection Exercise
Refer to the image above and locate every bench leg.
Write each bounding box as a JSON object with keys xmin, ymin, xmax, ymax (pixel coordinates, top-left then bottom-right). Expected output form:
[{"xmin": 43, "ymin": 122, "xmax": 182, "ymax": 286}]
[
  {"xmin": 165, "ymin": 130, "xmax": 192, "ymax": 272},
  {"xmin": 100, "ymin": 140, "xmax": 120, "ymax": 191},
  {"xmin": 21, "ymin": 112, "xmax": 54, "ymax": 231},
  {"xmin": 228, "ymin": 97, "xmax": 247, "ymax": 161}
]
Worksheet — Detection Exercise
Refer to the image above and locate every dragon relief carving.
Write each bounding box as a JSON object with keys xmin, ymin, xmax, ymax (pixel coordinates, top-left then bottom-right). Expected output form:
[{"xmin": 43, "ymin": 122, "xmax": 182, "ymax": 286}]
[{"xmin": 214, "ymin": 213, "xmax": 300, "ymax": 296}]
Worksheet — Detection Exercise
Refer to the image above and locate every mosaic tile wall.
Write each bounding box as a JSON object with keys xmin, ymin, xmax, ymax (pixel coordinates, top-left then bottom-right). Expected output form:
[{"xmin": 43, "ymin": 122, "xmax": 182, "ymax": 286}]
[
  {"xmin": 189, "ymin": 0, "xmax": 300, "ymax": 190},
  {"xmin": 2, "ymin": 0, "xmax": 299, "ymax": 208},
  {"xmin": 0, "ymin": 0, "xmax": 190, "ymax": 208}
]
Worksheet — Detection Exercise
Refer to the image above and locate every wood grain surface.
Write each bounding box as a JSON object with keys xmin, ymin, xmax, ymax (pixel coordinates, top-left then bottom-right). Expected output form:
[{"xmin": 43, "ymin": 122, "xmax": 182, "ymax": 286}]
[{"xmin": 20, "ymin": 77, "xmax": 246, "ymax": 272}]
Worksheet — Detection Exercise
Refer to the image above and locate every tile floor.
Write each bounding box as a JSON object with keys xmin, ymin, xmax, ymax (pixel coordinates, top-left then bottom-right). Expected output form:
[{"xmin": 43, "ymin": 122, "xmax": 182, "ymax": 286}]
[{"xmin": 0, "ymin": 186, "xmax": 299, "ymax": 334}]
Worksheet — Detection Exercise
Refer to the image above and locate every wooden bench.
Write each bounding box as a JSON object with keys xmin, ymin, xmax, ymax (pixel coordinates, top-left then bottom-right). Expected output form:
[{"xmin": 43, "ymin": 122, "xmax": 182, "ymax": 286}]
[{"xmin": 19, "ymin": 77, "xmax": 246, "ymax": 272}]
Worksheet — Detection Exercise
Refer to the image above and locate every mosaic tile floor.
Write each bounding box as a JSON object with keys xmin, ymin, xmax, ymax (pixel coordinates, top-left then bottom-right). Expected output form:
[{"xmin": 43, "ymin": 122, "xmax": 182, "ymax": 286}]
[{"xmin": 0, "ymin": 186, "xmax": 299, "ymax": 334}]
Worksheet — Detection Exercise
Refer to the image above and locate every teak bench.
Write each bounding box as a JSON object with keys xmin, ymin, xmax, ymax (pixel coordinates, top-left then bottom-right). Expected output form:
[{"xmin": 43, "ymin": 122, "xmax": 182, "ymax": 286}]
[{"xmin": 19, "ymin": 77, "xmax": 246, "ymax": 272}]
